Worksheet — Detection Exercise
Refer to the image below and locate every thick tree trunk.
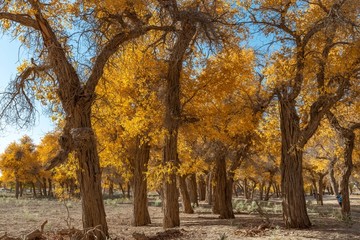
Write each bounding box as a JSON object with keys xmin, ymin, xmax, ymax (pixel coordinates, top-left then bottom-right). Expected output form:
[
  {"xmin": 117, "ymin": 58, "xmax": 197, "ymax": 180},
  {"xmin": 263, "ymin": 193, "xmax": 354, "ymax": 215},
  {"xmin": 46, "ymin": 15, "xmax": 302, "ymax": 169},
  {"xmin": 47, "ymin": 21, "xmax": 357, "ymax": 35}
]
[
  {"xmin": 179, "ymin": 176, "xmax": 194, "ymax": 213},
  {"xmin": 72, "ymin": 107, "xmax": 108, "ymax": 237},
  {"xmin": 213, "ymin": 153, "xmax": 234, "ymax": 219},
  {"xmin": 15, "ymin": 179, "xmax": 20, "ymax": 199},
  {"xmin": 280, "ymin": 101, "xmax": 311, "ymax": 229},
  {"xmin": 187, "ymin": 174, "xmax": 198, "ymax": 207},
  {"xmin": 132, "ymin": 140, "xmax": 151, "ymax": 226},
  {"xmin": 198, "ymin": 175, "xmax": 206, "ymax": 201}
]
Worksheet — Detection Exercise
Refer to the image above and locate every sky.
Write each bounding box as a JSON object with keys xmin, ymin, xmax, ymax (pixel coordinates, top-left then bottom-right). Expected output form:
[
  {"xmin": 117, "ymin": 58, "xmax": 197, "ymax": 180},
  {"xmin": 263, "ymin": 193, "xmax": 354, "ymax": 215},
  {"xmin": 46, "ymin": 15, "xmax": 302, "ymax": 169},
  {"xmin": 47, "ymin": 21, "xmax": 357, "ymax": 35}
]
[{"xmin": 0, "ymin": 34, "xmax": 55, "ymax": 153}]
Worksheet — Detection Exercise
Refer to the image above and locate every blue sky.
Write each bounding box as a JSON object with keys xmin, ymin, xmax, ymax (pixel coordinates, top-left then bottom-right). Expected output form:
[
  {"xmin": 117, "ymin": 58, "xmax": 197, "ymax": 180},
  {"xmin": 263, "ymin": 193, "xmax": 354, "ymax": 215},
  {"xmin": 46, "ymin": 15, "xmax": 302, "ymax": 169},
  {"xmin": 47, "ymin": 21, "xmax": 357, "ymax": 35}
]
[{"xmin": 0, "ymin": 35, "xmax": 55, "ymax": 153}]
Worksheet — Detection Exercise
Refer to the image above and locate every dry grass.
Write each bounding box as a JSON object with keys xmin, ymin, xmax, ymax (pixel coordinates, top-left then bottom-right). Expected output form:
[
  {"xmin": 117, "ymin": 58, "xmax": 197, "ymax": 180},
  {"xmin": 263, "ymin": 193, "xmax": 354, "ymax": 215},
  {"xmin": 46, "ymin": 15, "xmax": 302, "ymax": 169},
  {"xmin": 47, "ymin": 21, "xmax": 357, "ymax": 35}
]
[{"xmin": 0, "ymin": 193, "xmax": 360, "ymax": 239}]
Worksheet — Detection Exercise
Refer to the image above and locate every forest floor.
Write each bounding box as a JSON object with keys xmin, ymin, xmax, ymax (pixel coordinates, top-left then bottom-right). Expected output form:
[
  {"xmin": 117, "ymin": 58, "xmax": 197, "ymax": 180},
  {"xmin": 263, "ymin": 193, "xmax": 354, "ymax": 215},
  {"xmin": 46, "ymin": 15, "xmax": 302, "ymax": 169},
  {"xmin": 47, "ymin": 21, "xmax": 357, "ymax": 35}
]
[{"xmin": 1, "ymin": 193, "xmax": 360, "ymax": 239}]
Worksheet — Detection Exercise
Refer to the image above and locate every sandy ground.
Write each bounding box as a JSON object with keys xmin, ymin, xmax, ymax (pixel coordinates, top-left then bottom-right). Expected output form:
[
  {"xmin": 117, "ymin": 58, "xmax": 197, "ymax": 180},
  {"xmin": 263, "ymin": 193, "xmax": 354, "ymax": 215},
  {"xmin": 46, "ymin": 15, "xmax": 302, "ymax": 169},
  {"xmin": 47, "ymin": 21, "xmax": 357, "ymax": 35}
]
[{"xmin": 0, "ymin": 193, "xmax": 360, "ymax": 239}]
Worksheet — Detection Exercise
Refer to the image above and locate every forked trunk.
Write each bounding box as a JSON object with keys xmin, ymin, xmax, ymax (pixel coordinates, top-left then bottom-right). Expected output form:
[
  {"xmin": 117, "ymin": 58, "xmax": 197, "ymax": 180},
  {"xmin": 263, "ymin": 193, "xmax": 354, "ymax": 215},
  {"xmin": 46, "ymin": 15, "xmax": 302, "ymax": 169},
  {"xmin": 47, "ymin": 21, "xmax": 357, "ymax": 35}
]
[
  {"xmin": 72, "ymin": 105, "xmax": 108, "ymax": 238},
  {"xmin": 179, "ymin": 175, "xmax": 194, "ymax": 214},
  {"xmin": 132, "ymin": 140, "xmax": 151, "ymax": 226},
  {"xmin": 280, "ymin": 101, "xmax": 311, "ymax": 228}
]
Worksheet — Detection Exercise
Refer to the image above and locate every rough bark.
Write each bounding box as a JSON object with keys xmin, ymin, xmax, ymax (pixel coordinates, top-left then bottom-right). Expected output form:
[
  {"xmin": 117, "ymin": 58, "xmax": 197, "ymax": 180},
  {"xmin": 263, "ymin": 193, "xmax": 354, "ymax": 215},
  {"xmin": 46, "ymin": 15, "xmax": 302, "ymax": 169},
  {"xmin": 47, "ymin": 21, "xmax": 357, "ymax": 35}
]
[
  {"xmin": 132, "ymin": 140, "xmax": 151, "ymax": 226},
  {"xmin": 213, "ymin": 153, "xmax": 234, "ymax": 219},
  {"xmin": 279, "ymin": 101, "xmax": 311, "ymax": 229},
  {"xmin": 162, "ymin": 19, "xmax": 196, "ymax": 228},
  {"xmin": 179, "ymin": 175, "xmax": 194, "ymax": 214},
  {"xmin": 72, "ymin": 103, "xmax": 108, "ymax": 236}
]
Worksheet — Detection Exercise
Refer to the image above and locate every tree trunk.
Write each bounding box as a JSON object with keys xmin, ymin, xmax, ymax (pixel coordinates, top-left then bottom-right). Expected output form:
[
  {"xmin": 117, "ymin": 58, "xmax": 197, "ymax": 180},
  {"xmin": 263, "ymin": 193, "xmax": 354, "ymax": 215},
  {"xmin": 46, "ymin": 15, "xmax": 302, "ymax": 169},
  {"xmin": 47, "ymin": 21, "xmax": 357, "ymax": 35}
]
[
  {"xmin": 213, "ymin": 153, "xmax": 234, "ymax": 219},
  {"xmin": 32, "ymin": 182, "xmax": 37, "ymax": 197},
  {"xmin": 19, "ymin": 182, "xmax": 24, "ymax": 197},
  {"xmin": 162, "ymin": 20, "xmax": 196, "ymax": 228},
  {"xmin": 198, "ymin": 175, "xmax": 206, "ymax": 201},
  {"xmin": 206, "ymin": 173, "xmax": 212, "ymax": 205},
  {"xmin": 179, "ymin": 175, "xmax": 194, "ymax": 214},
  {"xmin": 109, "ymin": 180, "xmax": 114, "ymax": 197},
  {"xmin": 15, "ymin": 179, "xmax": 20, "ymax": 199},
  {"xmin": 42, "ymin": 177, "xmax": 47, "ymax": 196},
  {"xmin": 264, "ymin": 175, "xmax": 274, "ymax": 201},
  {"xmin": 244, "ymin": 178, "xmax": 250, "ymax": 199},
  {"xmin": 318, "ymin": 174, "xmax": 325, "ymax": 205},
  {"xmin": 259, "ymin": 181, "xmax": 265, "ymax": 200},
  {"xmin": 48, "ymin": 178, "xmax": 53, "ymax": 197},
  {"xmin": 72, "ymin": 107, "xmax": 108, "ymax": 237},
  {"xmin": 187, "ymin": 174, "xmax": 198, "ymax": 207},
  {"xmin": 132, "ymin": 140, "xmax": 151, "ymax": 226},
  {"xmin": 280, "ymin": 101, "xmax": 311, "ymax": 229},
  {"xmin": 329, "ymin": 157, "xmax": 339, "ymax": 195},
  {"xmin": 339, "ymin": 132, "xmax": 355, "ymax": 219},
  {"xmin": 127, "ymin": 182, "xmax": 131, "ymax": 199}
]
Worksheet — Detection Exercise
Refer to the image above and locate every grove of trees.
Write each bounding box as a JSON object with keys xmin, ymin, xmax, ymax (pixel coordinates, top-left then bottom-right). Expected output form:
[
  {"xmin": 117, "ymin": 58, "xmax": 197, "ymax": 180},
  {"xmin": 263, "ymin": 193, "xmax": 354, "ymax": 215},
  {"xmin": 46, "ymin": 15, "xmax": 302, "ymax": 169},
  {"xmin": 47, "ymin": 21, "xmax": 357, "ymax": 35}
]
[{"xmin": 0, "ymin": 0, "xmax": 359, "ymax": 239}]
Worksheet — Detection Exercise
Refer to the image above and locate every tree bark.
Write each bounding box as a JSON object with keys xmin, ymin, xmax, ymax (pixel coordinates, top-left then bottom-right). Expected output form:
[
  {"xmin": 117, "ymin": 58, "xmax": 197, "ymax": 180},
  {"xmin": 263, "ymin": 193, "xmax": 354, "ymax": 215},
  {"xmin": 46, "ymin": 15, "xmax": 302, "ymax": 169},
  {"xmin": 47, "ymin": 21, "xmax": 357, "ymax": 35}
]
[
  {"xmin": 42, "ymin": 177, "xmax": 47, "ymax": 196},
  {"xmin": 206, "ymin": 172, "xmax": 212, "ymax": 205},
  {"xmin": 179, "ymin": 175, "xmax": 194, "ymax": 214},
  {"xmin": 279, "ymin": 101, "xmax": 311, "ymax": 228},
  {"xmin": 15, "ymin": 178, "xmax": 20, "ymax": 199},
  {"xmin": 318, "ymin": 174, "xmax": 326, "ymax": 205},
  {"xmin": 72, "ymin": 106, "xmax": 108, "ymax": 236},
  {"xmin": 162, "ymin": 19, "xmax": 196, "ymax": 228},
  {"xmin": 198, "ymin": 175, "xmax": 206, "ymax": 201},
  {"xmin": 132, "ymin": 140, "xmax": 151, "ymax": 226},
  {"xmin": 339, "ymin": 132, "xmax": 354, "ymax": 219},
  {"xmin": 48, "ymin": 178, "xmax": 53, "ymax": 197},
  {"xmin": 187, "ymin": 174, "xmax": 198, "ymax": 207},
  {"xmin": 32, "ymin": 182, "xmax": 37, "ymax": 197},
  {"xmin": 213, "ymin": 152, "xmax": 234, "ymax": 219},
  {"xmin": 328, "ymin": 157, "xmax": 339, "ymax": 195}
]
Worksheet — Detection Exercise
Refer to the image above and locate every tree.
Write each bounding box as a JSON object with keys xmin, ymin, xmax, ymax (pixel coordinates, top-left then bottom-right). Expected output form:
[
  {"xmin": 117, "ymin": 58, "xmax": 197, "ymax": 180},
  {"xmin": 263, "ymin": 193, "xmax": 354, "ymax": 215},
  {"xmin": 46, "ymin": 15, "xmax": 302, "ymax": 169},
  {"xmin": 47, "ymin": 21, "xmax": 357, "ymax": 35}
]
[
  {"xmin": 0, "ymin": 135, "xmax": 38, "ymax": 198},
  {"xmin": 243, "ymin": 0, "xmax": 360, "ymax": 228},
  {"xmin": 0, "ymin": 1, "xmax": 173, "ymax": 237}
]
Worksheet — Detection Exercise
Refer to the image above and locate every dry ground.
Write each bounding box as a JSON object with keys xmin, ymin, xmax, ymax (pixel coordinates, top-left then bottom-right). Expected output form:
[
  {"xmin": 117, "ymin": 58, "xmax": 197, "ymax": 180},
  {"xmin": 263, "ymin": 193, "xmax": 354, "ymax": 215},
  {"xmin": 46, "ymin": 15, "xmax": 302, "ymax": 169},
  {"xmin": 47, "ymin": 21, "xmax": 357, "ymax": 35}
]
[{"xmin": 1, "ymin": 193, "xmax": 360, "ymax": 239}]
